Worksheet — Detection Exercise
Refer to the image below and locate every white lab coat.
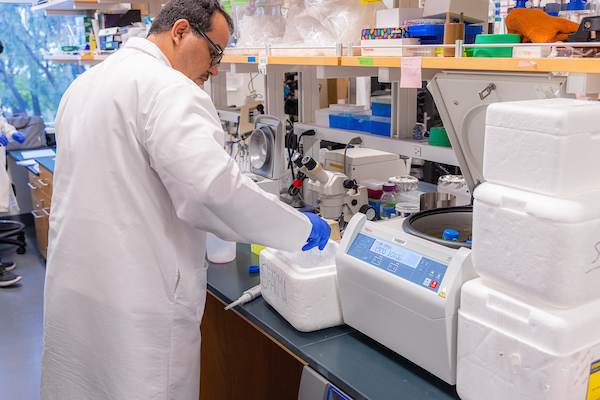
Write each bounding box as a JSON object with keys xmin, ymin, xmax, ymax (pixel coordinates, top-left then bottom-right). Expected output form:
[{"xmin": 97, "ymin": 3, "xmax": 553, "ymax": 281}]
[
  {"xmin": 0, "ymin": 114, "xmax": 17, "ymax": 211},
  {"xmin": 40, "ymin": 38, "xmax": 312, "ymax": 400}
]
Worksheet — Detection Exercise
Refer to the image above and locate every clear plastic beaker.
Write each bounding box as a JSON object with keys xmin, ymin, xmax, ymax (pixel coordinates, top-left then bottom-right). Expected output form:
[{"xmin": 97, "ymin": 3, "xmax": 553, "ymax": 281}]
[{"xmin": 206, "ymin": 233, "xmax": 236, "ymax": 264}]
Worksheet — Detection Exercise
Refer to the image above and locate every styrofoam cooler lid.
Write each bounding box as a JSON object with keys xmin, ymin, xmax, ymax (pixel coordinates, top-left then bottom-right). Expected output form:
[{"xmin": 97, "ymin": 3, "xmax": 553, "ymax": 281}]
[
  {"xmin": 426, "ymin": 72, "xmax": 573, "ymax": 194},
  {"xmin": 461, "ymin": 278, "xmax": 600, "ymax": 354},
  {"xmin": 486, "ymin": 98, "xmax": 600, "ymax": 135}
]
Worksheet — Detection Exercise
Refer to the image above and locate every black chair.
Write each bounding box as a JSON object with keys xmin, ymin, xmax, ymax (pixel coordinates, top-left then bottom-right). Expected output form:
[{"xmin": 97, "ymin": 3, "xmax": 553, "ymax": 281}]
[{"xmin": 0, "ymin": 219, "xmax": 26, "ymax": 254}]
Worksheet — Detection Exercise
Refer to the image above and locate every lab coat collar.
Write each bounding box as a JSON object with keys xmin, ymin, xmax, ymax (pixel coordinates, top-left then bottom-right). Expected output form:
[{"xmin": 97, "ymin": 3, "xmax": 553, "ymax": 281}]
[{"xmin": 124, "ymin": 37, "xmax": 172, "ymax": 69}]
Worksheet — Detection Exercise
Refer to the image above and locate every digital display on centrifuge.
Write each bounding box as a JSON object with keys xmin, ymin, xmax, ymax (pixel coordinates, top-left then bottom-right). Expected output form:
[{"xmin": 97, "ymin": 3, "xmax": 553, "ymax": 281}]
[
  {"xmin": 369, "ymin": 239, "xmax": 422, "ymax": 268},
  {"xmin": 346, "ymin": 232, "xmax": 449, "ymax": 293}
]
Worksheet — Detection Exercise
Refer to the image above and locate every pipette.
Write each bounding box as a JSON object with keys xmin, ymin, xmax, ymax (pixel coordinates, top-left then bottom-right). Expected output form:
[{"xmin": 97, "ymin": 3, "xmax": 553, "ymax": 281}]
[{"xmin": 224, "ymin": 284, "xmax": 262, "ymax": 310}]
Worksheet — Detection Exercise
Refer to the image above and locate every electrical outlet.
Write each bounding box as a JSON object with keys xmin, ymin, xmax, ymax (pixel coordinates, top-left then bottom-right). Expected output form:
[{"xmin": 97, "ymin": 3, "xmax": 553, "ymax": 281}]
[{"xmin": 413, "ymin": 145, "xmax": 421, "ymax": 157}]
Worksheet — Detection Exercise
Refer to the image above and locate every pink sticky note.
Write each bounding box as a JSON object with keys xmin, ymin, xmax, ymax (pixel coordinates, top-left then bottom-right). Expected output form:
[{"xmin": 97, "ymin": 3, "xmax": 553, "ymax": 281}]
[
  {"xmin": 400, "ymin": 57, "xmax": 422, "ymax": 88},
  {"xmin": 518, "ymin": 60, "xmax": 537, "ymax": 67}
]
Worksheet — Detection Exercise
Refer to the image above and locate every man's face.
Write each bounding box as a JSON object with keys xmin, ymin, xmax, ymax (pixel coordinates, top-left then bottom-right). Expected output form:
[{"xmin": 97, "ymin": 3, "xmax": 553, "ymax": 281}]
[{"xmin": 173, "ymin": 13, "xmax": 229, "ymax": 85}]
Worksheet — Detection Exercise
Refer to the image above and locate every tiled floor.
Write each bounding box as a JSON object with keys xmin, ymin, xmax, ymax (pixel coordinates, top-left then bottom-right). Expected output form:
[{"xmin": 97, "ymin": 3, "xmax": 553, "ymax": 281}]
[{"xmin": 0, "ymin": 215, "xmax": 45, "ymax": 400}]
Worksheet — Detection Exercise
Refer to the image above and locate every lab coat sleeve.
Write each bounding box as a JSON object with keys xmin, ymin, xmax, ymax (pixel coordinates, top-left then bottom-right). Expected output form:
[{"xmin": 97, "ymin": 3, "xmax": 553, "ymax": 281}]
[
  {"xmin": 141, "ymin": 81, "xmax": 312, "ymax": 252},
  {"xmin": 0, "ymin": 115, "xmax": 17, "ymax": 137}
]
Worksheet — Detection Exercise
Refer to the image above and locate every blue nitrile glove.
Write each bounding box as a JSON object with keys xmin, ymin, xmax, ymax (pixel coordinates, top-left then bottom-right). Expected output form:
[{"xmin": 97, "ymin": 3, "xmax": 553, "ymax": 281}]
[
  {"xmin": 302, "ymin": 212, "xmax": 331, "ymax": 251},
  {"xmin": 12, "ymin": 132, "xmax": 25, "ymax": 144},
  {"xmin": 0, "ymin": 134, "xmax": 7, "ymax": 147}
]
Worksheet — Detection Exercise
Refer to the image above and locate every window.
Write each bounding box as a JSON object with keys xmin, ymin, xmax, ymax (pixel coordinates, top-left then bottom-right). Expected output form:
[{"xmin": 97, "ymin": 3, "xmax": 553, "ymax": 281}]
[{"xmin": 0, "ymin": 3, "xmax": 87, "ymax": 122}]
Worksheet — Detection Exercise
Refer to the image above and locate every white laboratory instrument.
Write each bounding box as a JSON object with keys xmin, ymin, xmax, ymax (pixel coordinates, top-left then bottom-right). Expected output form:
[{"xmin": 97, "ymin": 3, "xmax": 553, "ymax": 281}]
[
  {"xmin": 322, "ymin": 148, "xmax": 407, "ymax": 183},
  {"xmin": 334, "ymin": 71, "xmax": 575, "ymax": 385},
  {"xmin": 249, "ymin": 115, "xmax": 283, "ymax": 180},
  {"xmin": 336, "ymin": 213, "xmax": 476, "ymax": 384},
  {"xmin": 299, "ymin": 155, "xmax": 372, "ymax": 222}
]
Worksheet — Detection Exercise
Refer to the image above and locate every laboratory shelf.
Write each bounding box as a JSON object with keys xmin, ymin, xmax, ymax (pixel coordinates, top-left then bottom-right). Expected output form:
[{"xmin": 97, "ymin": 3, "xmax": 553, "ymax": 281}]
[
  {"xmin": 32, "ymin": 0, "xmax": 130, "ymax": 13},
  {"xmin": 294, "ymin": 122, "xmax": 459, "ymax": 167},
  {"xmin": 222, "ymin": 54, "xmax": 340, "ymax": 66},
  {"xmin": 341, "ymin": 56, "xmax": 600, "ymax": 74},
  {"xmin": 220, "ymin": 54, "xmax": 600, "ymax": 74},
  {"xmin": 206, "ymin": 244, "xmax": 461, "ymax": 400},
  {"xmin": 44, "ymin": 54, "xmax": 110, "ymax": 65}
]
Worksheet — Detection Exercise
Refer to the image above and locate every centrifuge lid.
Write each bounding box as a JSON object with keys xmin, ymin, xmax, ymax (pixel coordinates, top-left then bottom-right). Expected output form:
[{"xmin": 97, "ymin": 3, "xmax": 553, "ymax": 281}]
[{"xmin": 426, "ymin": 71, "xmax": 572, "ymax": 194}]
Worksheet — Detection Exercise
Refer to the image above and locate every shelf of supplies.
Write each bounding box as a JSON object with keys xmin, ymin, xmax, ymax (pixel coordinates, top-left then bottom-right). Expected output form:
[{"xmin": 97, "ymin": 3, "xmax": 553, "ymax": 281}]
[
  {"xmin": 341, "ymin": 56, "xmax": 600, "ymax": 74},
  {"xmin": 44, "ymin": 54, "xmax": 110, "ymax": 65},
  {"xmin": 221, "ymin": 54, "xmax": 600, "ymax": 74},
  {"xmin": 294, "ymin": 123, "xmax": 459, "ymax": 167},
  {"xmin": 222, "ymin": 54, "xmax": 340, "ymax": 66},
  {"xmin": 32, "ymin": 0, "xmax": 130, "ymax": 13}
]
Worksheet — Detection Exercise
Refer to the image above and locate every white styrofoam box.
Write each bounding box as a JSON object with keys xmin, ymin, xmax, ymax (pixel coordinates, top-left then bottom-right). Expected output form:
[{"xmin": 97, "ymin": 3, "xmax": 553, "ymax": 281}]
[
  {"xmin": 423, "ymin": 0, "xmax": 489, "ymax": 23},
  {"xmin": 483, "ymin": 98, "xmax": 600, "ymax": 196},
  {"xmin": 472, "ymin": 182, "xmax": 600, "ymax": 309},
  {"xmin": 361, "ymin": 38, "xmax": 420, "ymax": 57},
  {"xmin": 376, "ymin": 7, "xmax": 424, "ymax": 28},
  {"xmin": 259, "ymin": 240, "xmax": 344, "ymax": 332},
  {"xmin": 457, "ymin": 278, "xmax": 600, "ymax": 400},
  {"xmin": 512, "ymin": 45, "xmax": 552, "ymax": 58}
]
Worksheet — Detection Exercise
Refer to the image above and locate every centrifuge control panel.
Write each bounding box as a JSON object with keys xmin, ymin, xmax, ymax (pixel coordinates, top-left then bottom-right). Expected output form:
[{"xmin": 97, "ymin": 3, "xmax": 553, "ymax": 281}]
[{"xmin": 346, "ymin": 233, "xmax": 448, "ymax": 293}]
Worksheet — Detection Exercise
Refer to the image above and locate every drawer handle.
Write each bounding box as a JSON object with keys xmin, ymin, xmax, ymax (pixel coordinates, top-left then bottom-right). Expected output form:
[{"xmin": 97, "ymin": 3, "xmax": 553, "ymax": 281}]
[
  {"xmin": 27, "ymin": 182, "xmax": 37, "ymax": 189},
  {"xmin": 37, "ymin": 179, "xmax": 49, "ymax": 187},
  {"xmin": 31, "ymin": 210, "xmax": 45, "ymax": 219}
]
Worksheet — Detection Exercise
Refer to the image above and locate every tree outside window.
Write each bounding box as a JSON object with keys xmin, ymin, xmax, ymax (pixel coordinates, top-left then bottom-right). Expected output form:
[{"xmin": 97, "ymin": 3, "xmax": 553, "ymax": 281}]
[{"xmin": 1, "ymin": 3, "xmax": 87, "ymax": 122}]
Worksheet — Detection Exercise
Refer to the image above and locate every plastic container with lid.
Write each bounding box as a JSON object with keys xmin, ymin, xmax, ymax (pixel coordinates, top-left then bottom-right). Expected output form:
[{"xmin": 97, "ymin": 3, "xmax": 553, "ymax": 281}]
[
  {"xmin": 473, "ymin": 33, "xmax": 520, "ymax": 57},
  {"xmin": 371, "ymin": 95, "xmax": 392, "ymax": 118},
  {"xmin": 380, "ymin": 183, "xmax": 398, "ymax": 219},
  {"xmin": 359, "ymin": 179, "xmax": 386, "ymax": 199},
  {"xmin": 370, "ymin": 115, "xmax": 391, "ymax": 137},
  {"xmin": 329, "ymin": 104, "xmax": 366, "ymax": 113}
]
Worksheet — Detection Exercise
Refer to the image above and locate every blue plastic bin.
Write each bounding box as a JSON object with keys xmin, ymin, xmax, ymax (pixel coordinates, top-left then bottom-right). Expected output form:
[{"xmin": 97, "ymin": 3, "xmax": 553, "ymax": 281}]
[
  {"xmin": 408, "ymin": 24, "xmax": 483, "ymax": 45},
  {"xmin": 370, "ymin": 116, "xmax": 391, "ymax": 137},
  {"xmin": 372, "ymin": 102, "xmax": 391, "ymax": 118},
  {"xmin": 329, "ymin": 113, "xmax": 352, "ymax": 130},
  {"xmin": 350, "ymin": 113, "xmax": 371, "ymax": 133}
]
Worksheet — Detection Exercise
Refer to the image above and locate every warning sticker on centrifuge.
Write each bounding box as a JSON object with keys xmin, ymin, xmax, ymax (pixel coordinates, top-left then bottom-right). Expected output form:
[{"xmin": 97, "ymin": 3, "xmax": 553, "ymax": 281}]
[{"xmin": 587, "ymin": 359, "xmax": 600, "ymax": 400}]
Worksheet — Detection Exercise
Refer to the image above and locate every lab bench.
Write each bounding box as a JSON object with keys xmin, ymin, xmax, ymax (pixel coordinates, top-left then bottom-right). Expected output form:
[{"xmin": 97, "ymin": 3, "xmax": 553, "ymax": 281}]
[
  {"xmin": 9, "ymin": 149, "xmax": 55, "ymax": 259},
  {"xmin": 203, "ymin": 243, "xmax": 460, "ymax": 400}
]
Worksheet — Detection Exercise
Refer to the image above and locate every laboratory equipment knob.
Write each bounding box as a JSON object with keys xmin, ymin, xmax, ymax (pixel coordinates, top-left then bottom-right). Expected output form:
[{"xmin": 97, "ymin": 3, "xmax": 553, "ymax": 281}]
[
  {"xmin": 359, "ymin": 205, "xmax": 377, "ymax": 221},
  {"xmin": 351, "ymin": 199, "xmax": 358, "ymax": 206},
  {"xmin": 343, "ymin": 179, "xmax": 357, "ymax": 190},
  {"xmin": 301, "ymin": 156, "xmax": 317, "ymax": 170}
]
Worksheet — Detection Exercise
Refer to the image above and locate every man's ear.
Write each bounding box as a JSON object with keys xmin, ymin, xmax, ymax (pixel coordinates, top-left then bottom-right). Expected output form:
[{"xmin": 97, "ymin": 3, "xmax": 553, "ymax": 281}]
[{"xmin": 171, "ymin": 19, "xmax": 190, "ymax": 45}]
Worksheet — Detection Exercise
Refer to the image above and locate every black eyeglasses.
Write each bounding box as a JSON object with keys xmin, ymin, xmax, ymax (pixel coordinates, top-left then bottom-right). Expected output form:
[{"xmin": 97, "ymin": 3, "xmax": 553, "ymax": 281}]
[{"xmin": 190, "ymin": 23, "xmax": 224, "ymax": 66}]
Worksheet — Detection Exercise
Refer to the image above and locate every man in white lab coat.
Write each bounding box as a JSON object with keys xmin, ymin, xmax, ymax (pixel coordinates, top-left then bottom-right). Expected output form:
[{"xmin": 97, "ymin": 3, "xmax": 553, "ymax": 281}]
[{"xmin": 40, "ymin": 1, "xmax": 330, "ymax": 399}]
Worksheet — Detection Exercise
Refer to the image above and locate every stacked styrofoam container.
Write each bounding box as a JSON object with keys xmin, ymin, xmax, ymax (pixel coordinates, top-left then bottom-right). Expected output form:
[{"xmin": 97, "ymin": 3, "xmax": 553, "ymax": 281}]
[
  {"xmin": 457, "ymin": 98, "xmax": 600, "ymax": 400},
  {"xmin": 259, "ymin": 240, "xmax": 344, "ymax": 332}
]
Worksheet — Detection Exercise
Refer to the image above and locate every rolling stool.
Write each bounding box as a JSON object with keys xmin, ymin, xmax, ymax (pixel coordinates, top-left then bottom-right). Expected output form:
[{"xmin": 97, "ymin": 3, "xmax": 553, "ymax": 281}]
[{"xmin": 0, "ymin": 220, "xmax": 26, "ymax": 254}]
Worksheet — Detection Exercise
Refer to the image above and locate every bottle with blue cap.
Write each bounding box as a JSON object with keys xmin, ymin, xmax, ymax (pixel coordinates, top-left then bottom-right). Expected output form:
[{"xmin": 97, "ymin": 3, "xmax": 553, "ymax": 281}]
[{"xmin": 442, "ymin": 229, "xmax": 459, "ymax": 241}]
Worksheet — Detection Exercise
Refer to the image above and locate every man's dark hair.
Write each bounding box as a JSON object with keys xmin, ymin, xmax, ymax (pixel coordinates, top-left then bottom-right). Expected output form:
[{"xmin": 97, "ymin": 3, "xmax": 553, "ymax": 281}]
[{"xmin": 148, "ymin": 0, "xmax": 233, "ymax": 37}]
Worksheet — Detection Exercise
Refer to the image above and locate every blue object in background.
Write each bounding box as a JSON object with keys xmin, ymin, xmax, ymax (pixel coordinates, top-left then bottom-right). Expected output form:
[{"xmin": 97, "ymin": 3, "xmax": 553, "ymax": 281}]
[
  {"xmin": 371, "ymin": 101, "xmax": 391, "ymax": 118},
  {"xmin": 329, "ymin": 113, "xmax": 352, "ymax": 130},
  {"xmin": 370, "ymin": 116, "xmax": 391, "ymax": 137},
  {"xmin": 350, "ymin": 113, "xmax": 371, "ymax": 133}
]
